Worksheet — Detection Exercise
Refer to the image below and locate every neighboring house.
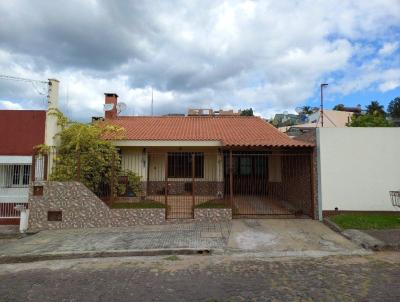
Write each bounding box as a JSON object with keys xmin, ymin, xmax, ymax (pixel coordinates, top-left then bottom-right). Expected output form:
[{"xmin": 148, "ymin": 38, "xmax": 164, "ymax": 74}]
[
  {"xmin": 0, "ymin": 110, "xmax": 46, "ymax": 224},
  {"xmin": 299, "ymin": 109, "xmax": 354, "ymax": 128},
  {"xmin": 281, "ymin": 110, "xmax": 354, "ymax": 137},
  {"xmin": 102, "ymin": 94, "xmax": 316, "ymax": 219},
  {"xmin": 272, "ymin": 113, "xmax": 302, "ymax": 127}
]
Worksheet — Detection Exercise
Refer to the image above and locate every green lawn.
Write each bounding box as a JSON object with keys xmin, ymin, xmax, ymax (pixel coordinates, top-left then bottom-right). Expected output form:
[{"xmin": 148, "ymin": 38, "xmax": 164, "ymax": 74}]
[
  {"xmin": 330, "ymin": 214, "xmax": 400, "ymax": 230},
  {"xmin": 195, "ymin": 200, "xmax": 230, "ymax": 209},
  {"xmin": 110, "ymin": 201, "xmax": 166, "ymax": 209}
]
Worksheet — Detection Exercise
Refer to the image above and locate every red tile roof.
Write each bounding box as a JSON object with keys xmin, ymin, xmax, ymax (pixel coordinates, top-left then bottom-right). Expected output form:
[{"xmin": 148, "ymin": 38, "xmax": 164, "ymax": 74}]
[{"xmin": 105, "ymin": 116, "xmax": 313, "ymax": 147}]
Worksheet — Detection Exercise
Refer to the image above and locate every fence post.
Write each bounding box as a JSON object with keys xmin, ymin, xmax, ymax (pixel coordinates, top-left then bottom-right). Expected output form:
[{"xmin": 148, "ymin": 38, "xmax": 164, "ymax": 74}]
[
  {"xmin": 110, "ymin": 152, "xmax": 115, "ymax": 204},
  {"xmin": 31, "ymin": 154, "xmax": 36, "ymax": 182},
  {"xmin": 192, "ymin": 152, "xmax": 195, "ymax": 218},
  {"xmin": 164, "ymin": 153, "xmax": 168, "ymax": 218},
  {"xmin": 309, "ymin": 149, "xmax": 316, "ymax": 219},
  {"xmin": 229, "ymin": 150, "xmax": 233, "ymax": 209},
  {"xmin": 43, "ymin": 154, "xmax": 49, "ymax": 180}
]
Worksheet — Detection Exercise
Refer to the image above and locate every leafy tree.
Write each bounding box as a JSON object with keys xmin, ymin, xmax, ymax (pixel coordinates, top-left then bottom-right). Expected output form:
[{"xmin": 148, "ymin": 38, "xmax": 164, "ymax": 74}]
[
  {"xmin": 300, "ymin": 106, "xmax": 314, "ymax": 115},
  {"xmin": 366, "ymin": 101, "xmax": 386, "ymax": 116},
  {"xmin": 42, "ymin": 109, "xmax": 140, "ymax": 198},
  {"xmin": 347, "ymin": 114, "xmax": 393, "ymax": 127},
  {"xmin": 333, "ymin": 104, "xmax": 345, "ymax": 111},
  {"xmin": 240, "ymin": 108, "xmax": 254, "ymax": 116},
  {"xmin": 387, "ymin": 97, "xmax": 400, "ymax": 118}
]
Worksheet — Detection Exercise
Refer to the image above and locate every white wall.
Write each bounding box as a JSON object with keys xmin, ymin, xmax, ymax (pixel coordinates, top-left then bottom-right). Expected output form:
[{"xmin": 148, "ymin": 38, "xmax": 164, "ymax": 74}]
[
  {"xmin": 147, "ymin": 150, "xmax": 223, "ymax": 182},
  {"xmin": 120, "ymin": 147, "xmax": 148, "ymax": 180},
  {"xmin": 318, "ymin": 128, "xmax": 400, "ymax": 215}
]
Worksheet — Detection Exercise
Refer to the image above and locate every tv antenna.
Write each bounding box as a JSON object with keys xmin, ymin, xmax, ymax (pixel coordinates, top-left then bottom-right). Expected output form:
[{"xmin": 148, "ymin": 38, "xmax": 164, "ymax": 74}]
[
  {"xmin": 116, "ymin": 102, "xmax": 127, "ymax": 114},
  {"xmin": 151, "ymin": 87, "xmax": 154, "ymax": 116}
]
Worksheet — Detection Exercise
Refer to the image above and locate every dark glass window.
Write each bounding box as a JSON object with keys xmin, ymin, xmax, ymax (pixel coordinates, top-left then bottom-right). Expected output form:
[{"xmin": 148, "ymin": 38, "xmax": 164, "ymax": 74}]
[
  {"xmin": 11, "ymin": 165, "xmax": 31, "ymax": 185},
  {"xmin": 231, "ymin": 155, "xmax": 268, "ymax": 177},
  {"xmin": 12, "ymin": 166, "xmax": 20, "ymax": 185},
  {"xmin": 23, "ymin": 165, "xmax": 31, "ymax": 185},
  {"xmin": 168, "ymin": 152, "xmax": 204, "ymax": 178},
  {"xmin": 239, "ymin": 157, "xmax": 252, "ymax": 176}
]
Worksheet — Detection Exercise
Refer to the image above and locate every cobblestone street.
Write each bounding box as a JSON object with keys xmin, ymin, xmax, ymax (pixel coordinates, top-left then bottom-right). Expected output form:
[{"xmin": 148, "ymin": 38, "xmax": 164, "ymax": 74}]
[{"xmin": 1, "ymin": 252, "xmax": 399, "ymax": 302}]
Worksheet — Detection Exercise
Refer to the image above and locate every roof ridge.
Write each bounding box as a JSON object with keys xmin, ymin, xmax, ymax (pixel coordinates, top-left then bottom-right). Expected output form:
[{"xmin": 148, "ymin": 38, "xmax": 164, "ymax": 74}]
[
  {"xmin": 115, "ymin": 115, "xmax": 259, "ymax": 119},
  {"xmin": 103, "ymin": 115, "xmax": 314, "ymax": 147}
]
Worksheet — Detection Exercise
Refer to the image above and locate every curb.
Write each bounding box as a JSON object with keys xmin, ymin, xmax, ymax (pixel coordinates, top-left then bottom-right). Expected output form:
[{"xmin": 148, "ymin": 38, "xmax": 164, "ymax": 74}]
[
  {"xmin": 323, "ymin": 217, "xmax": 344, "ymax": 233},
  {"xmin": 323, "ymin": 218, "xmax": 390, "ymax": 251},
  {"xmin": 0, "ymin": 248, "xmax": 214, "ymax": 264},
  {"xmin": 341, "ymin": 229, "xmax": 387, "ymax": 251}
]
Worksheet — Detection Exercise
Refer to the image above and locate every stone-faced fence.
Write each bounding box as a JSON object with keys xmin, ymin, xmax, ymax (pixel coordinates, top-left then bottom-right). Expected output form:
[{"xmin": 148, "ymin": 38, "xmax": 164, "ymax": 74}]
[{"xmin": 28, "ymin": 181, "xmax": 232, "ymax": 231}]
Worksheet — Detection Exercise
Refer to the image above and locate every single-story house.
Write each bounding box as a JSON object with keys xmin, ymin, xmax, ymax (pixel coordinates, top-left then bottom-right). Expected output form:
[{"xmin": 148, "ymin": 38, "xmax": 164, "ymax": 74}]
[
  {"xmin": 0, "ymin": 110, "xmax": 46, "ymax": 224},
  {"xmin": 102, "ymin": 94, "xmax": 316, "ymax": 219}
]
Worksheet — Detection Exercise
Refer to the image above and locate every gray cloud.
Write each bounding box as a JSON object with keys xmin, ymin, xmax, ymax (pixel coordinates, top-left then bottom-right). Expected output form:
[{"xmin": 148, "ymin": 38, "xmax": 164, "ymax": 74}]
[{"xmin": 0, "ymin": 0, "xmax": 399, "ymax": 121}]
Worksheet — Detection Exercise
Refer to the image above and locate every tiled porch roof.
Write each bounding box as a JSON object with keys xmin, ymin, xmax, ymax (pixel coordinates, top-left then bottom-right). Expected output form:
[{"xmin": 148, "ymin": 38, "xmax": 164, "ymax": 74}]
[{"xmin": 104, "ymin": 116, "xmax": 314, "ymax": 148}]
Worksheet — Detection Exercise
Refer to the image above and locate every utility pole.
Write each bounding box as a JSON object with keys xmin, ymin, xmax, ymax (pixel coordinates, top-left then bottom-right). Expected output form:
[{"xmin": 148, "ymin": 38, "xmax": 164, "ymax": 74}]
[
  {"xmin": 45, "ymin": 79, "xmax": 60, "ymax": 147},
  {"xmin": 151, "ymin": 87, "xmax": 154, "ymax": 116},
  {"xmin": 320, "ymin": 83, "xmax": 328, "ymax": 127}
]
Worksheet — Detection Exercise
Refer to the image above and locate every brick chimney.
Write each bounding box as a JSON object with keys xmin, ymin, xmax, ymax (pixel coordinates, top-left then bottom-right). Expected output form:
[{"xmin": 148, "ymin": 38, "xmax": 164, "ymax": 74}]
[{"xmin": 104, "ymin": 93, "xmax": 118, "ymax": 119}]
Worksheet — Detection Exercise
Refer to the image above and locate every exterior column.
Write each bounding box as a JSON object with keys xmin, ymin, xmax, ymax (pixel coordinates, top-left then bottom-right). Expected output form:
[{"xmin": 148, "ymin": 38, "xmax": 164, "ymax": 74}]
[
  {"xmin": 45, "ymin": 79, "xmax": 59, "ymax": 148},
  {"xmin": 229, "ymin": 150, "xmax": 233, "ymax": 208}
]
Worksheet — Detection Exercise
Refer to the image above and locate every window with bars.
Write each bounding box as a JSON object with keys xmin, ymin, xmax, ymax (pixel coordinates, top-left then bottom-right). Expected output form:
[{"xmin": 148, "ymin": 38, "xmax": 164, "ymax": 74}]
[
  {"xmin": 167, "ymin": 152, "xmax": 204, "ymax": 178},
  {"xmin": 11, "ymin": 165, "xmax": 31, "ymax": 186},
  {"xmin": 229, "ymin": 155, "xmax": 268, "ymax": 177}
]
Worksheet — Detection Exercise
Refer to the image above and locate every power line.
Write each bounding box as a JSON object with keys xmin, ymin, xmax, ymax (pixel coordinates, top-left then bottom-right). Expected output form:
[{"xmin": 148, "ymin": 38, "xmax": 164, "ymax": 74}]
[
  {"xmin": 0, "ymin": 74, "xmax": 49, "ymax": 106},
  {"xmin": 0, "ymin": 74, "xmax": 48, "ymax": 84}
]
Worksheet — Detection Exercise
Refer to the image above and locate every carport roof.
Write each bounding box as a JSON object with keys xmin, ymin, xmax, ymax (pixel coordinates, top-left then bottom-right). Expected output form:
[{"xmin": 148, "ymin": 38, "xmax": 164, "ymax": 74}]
[{"xmin": 103, "ymin": 116, "xmax": 314, "ymax": 148}]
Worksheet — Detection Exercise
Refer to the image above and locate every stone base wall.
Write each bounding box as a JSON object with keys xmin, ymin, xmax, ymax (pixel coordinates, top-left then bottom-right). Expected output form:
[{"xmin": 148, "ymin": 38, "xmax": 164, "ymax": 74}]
[
  {"xmin": 194, "ymin": 208, "xmax": 232, "ymax": 222},
  {"xmin": 28, "ymin": 181, "xmax": 233, "ymax": 231},
  {"xmin": 28, "ymin": 181, "xmax": 165, "ymax": 231}
]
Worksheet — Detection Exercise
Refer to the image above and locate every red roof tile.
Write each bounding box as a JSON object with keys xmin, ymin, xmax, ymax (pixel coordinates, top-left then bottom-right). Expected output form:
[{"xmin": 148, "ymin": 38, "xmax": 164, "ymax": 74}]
[{"xmin": 105, "ymin": 116, "xmax": 313, "ymax": 147}]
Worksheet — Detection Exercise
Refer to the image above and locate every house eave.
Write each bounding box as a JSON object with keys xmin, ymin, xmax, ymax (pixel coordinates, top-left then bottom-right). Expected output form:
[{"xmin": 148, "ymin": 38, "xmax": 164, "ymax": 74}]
[
  {"xmin": 112, "ymin": 140, "xmax": 223, "ymax": 147},
  {"xmin": 0, "ymin": 155, "xmax": 32, "ymax": 164}
]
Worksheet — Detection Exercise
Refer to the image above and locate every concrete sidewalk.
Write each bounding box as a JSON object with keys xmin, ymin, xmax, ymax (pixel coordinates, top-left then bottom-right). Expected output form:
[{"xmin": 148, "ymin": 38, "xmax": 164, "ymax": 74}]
[
  {"xmin": 0, "ymin": 225, "xmax": 20, "ymax": 239},
  {"xmin": 0, "ymin": 222, "xmax": 231, "ymax": 263},
  {"xmin": 0, "ymin": 219, "xmax": 369, "ymax": 263}
]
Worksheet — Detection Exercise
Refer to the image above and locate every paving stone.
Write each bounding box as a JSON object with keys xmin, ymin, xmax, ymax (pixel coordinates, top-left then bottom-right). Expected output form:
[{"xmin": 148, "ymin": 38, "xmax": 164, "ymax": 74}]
[
  {"xmin": 0, "ymin": 222, "xmax": 231, "ymax": 258},
  {"xmin": 0, "ymin": 255, "xmax": 399, "ymax": 302}
]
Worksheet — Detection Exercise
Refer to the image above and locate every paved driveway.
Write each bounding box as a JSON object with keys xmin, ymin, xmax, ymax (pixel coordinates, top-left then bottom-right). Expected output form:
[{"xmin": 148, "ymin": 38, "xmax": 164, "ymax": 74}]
[{"xmin": 227, "ymin": 219, "xmax": 367, "ymax": 257}]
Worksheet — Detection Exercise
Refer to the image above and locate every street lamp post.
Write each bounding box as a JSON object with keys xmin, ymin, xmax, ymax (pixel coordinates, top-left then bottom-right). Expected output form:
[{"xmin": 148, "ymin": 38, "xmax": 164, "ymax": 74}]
[{"xmin": 320, "ymin": 83, "xmax": 328, "ymax": 127}]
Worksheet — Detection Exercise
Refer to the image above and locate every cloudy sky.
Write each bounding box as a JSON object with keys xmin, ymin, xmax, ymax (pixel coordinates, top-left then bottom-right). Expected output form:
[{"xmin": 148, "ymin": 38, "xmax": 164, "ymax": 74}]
[{"xmin": 0, "ymin": 0, "xmax": 399, "ymax": 121}]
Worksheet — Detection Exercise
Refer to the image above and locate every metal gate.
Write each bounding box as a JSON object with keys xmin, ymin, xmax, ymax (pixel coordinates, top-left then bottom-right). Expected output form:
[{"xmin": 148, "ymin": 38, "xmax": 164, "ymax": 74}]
[
  {"xmin": 146, "ymin": 151, "xmax": 314, "ymax": 219},
  {"xmin": 224, "ymin": 152, "xmax": 314, "ymax": 218},
  {"xmin": 147, "ymin": 152, "xmax": 222, "ymax": 219}
]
